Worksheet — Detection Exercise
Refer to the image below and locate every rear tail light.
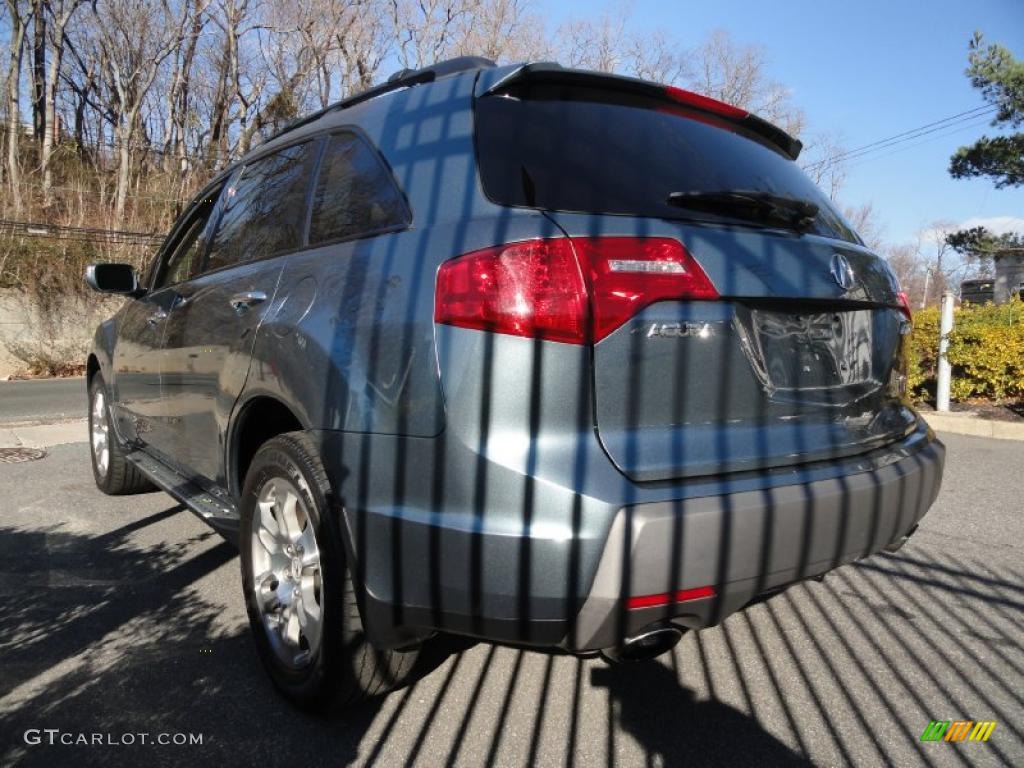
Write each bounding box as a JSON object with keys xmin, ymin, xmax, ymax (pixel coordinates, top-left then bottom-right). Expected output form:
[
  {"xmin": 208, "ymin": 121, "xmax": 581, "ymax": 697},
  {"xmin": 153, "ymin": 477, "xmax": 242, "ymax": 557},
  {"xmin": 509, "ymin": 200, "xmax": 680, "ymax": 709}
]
[
  {"xmin": 434, "ymin": 237, "xmax": 717, "ymax": 344},
  {"xmin": 897, "ymin": 291, "xmax": 913, "ymax": 323},
  {"xmin": 575, "ymin": 238, "xmax": 718, "ymax": 341}
]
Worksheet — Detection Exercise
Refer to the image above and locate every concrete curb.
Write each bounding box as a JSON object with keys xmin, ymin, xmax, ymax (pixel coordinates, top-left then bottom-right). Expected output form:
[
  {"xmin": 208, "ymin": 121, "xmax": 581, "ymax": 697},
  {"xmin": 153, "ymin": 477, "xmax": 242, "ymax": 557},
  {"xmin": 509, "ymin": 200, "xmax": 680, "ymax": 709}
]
[
  {"xmin": 921, "ymin": 411, "xmax": 1024, "ymax": 441},
  {"xmin": 0, "ymin": 419, "xmax": 88, "ymax": 449}
]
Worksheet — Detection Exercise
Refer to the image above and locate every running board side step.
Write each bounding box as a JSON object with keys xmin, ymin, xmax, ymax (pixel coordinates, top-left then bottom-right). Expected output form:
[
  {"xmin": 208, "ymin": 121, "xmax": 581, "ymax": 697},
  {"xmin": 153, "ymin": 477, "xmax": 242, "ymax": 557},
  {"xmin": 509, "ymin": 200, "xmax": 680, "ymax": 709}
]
[{"xmin": 125, "ymin": 449, "xmax": 240, "ymax": 542}]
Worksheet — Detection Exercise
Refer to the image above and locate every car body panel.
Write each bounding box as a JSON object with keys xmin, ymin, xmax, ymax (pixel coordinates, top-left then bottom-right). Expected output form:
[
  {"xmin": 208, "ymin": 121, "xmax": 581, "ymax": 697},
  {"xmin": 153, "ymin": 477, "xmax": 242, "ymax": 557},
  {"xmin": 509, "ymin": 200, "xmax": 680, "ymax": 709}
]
[
  {"xmin": 158, "ymin": 258, "xmax": 285, "ymax": 486},
  {"xmin": 108, "ymin": 291, "xmax": 175, "ymax": 446}
]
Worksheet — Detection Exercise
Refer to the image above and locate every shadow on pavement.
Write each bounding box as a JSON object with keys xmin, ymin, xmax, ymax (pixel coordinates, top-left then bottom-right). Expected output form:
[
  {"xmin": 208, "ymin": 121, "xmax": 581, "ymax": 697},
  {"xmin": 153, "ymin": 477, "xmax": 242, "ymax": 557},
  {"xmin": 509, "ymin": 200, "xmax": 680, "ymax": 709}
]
[
  {"xmin": 591, "ymin": 661, "xmax": 812, "ymax": 767},
  {"xmin": 3, "ymin": 438, "xmax": 1023, "ymax": 767}
]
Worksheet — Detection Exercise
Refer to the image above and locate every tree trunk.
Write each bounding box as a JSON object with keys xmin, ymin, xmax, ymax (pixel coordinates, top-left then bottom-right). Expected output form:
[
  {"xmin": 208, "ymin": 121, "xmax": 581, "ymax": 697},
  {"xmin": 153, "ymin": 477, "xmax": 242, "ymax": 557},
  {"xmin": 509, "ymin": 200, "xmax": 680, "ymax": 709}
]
[
  {"xmin": 42, "ymin": 4, "xmax": 84, "ymax": 203},
  {"xmin": 32, "ymin": 0, "xmax": 45, "ymax": 145},
  {"xmin": 5, "ymin": 1, "xmax": 30, "ymax": 215},
  {"xmin": 114, "ymin": 109, "xmax": 136, "ymax": 222},
  {"xmin": 169, "ymin": 5, "xmax": 204, "ymax": 174}
]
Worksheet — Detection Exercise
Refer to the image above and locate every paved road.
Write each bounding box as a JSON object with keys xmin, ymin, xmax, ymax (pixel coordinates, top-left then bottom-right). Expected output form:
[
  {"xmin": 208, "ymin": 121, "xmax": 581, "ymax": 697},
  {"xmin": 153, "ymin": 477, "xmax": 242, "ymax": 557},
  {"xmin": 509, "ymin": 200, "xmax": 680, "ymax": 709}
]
[
  {"xmin": 0, "ymin": 378, "xmax": 85, "ymax": 424},
  {"xmin": 1, "ymin": 433, "xmax": 1022, "ymax": 767}
]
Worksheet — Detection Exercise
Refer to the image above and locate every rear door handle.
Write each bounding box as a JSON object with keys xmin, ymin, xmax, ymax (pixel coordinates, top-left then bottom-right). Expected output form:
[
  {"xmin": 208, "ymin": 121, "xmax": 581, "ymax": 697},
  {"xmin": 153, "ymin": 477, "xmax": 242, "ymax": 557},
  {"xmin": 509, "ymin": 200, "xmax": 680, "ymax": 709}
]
[
  {"xmin": 229, "ymin": 291, "xmax": 268, "ymax": 314},
  {"xmin": 147, "ymin": 310, "xmax": 167, "ymax": 327}
]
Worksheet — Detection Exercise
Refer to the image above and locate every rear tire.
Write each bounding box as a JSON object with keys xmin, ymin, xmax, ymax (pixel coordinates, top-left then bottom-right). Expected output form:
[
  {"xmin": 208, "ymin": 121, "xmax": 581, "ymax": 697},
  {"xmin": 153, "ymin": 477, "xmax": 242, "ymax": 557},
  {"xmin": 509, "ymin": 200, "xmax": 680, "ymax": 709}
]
[
  {"xmin": 239, "ymin": 431, "xmax": 418, "ymax": 710},
  {"xmin": 88, "ymin": 374, "xmax": 155, "ymax": 495}
]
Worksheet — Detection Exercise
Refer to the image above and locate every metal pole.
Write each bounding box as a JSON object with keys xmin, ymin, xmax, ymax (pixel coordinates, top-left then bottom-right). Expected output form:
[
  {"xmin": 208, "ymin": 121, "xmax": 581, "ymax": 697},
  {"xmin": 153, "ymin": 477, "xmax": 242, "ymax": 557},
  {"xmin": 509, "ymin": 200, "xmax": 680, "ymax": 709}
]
[
  {"xmin": 921, "ymin": 268, "xmax": 931, "ymax": 309},
  {"xmin": 936, "ymin": 290, "xmax": 954, "ymax": 412}
]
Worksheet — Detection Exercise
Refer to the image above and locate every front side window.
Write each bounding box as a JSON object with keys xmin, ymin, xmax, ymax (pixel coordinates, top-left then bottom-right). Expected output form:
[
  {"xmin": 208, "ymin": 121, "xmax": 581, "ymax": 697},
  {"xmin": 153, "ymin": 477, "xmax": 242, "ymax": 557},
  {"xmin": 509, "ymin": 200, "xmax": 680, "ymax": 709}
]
[
  {"xmin": 154, "ymin": 185, "xmax": 223, "ymax": 290},
  {"xmin": 206, "ymin": 141, "xmax": 317, "ymax": 273},
  {"xmin": 309, "ymin": 132, "xmax": 409, "ymax": 245}
]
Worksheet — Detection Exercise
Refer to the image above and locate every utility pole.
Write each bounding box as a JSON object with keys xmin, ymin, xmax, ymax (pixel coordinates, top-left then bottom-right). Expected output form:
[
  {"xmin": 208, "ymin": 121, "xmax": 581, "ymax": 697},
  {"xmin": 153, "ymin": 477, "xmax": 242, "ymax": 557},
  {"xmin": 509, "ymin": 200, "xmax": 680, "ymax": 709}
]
[{"xmin": 936, "ymin": 291, "xmax": 955, "ymax": 412}]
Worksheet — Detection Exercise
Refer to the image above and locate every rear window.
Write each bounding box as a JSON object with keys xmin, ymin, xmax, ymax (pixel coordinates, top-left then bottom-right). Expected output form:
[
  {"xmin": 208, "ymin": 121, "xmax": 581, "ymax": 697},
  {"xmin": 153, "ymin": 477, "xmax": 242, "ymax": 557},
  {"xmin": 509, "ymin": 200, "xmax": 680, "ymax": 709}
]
[{"xmin": 475, "ymin": 83, "xmax": 857, "ymax": 243}]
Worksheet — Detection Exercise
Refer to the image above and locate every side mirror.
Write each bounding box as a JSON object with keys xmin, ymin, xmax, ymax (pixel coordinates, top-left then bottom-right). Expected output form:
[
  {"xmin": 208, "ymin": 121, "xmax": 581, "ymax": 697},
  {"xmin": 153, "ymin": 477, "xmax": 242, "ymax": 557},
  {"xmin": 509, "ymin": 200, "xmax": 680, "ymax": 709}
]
[{"xmin": 85, "ymin": 263, "xmax": 142, "ymax": 296}]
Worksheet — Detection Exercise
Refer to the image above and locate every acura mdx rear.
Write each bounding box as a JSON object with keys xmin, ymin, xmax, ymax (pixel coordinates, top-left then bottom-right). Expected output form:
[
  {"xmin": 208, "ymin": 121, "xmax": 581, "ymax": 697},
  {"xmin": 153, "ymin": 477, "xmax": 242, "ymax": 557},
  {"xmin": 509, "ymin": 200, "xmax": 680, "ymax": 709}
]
[
  {"xmin": 412, "ymin": 64, "xmax": 943, "ymax": 657},
  {"xmin": 86, "ymin": 59, "xmax": 944, "ymax": 711}
]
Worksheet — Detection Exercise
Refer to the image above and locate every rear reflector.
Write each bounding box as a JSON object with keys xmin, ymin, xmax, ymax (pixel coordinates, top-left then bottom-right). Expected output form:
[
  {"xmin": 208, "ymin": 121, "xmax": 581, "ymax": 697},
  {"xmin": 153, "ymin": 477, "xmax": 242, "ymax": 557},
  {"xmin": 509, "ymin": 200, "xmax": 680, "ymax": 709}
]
[
  {"xmin": 626, "ymin": 586, "xmax": 717, "ymax": 610},
  {"xmin": 434, "ymin": 237, "xmax": 718, "ymax": 344}
]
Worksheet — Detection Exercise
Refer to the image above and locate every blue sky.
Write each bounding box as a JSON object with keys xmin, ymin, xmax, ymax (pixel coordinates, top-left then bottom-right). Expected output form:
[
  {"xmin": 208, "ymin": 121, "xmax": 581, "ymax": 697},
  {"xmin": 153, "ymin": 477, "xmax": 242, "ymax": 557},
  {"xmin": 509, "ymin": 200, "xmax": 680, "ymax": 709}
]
[{"xmin": 544, "ymin": 0, "xmax": 1024, "ymax": 245}]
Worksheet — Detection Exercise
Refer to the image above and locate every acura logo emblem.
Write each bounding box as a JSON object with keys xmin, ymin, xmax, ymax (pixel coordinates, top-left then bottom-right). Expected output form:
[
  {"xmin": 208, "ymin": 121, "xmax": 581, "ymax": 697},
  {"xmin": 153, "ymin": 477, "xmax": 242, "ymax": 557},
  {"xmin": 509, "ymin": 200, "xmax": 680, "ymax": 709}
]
[{"xmin": 830, "ymin": 253, "xmax": 856, "ymax": 291}]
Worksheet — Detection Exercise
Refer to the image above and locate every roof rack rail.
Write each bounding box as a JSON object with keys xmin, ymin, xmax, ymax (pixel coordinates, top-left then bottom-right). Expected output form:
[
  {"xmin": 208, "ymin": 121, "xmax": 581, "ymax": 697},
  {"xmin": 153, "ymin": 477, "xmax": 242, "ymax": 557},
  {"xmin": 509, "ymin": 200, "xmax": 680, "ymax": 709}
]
[
  {"xmin": 264, "ymin": 56, "xmax": 497, "ymax": 145},
  {"xmin": 386, "ymin": 56, "xmax": 496, "ymax": 83}
]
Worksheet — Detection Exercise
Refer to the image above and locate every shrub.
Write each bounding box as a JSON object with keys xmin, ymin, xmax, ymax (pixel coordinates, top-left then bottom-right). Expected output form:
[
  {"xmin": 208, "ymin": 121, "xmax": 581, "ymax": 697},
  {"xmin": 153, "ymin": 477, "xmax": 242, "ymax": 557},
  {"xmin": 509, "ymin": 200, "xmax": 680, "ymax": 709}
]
[
  {"xmin": 908, "ymin": 298, "xmax": 1024, "ymax": 403},
  {"xmin": 907, "ymin": 305, "xmax": 940, "ymax": 397}
]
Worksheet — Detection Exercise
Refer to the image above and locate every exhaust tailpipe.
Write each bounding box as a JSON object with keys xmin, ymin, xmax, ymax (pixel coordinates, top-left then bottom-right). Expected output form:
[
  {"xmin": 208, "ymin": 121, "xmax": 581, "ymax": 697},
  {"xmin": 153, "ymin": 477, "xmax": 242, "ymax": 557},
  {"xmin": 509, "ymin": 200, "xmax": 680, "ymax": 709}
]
[{"xmin": 600, "ymin": 626, "xmax": 683, "ymax": 664}]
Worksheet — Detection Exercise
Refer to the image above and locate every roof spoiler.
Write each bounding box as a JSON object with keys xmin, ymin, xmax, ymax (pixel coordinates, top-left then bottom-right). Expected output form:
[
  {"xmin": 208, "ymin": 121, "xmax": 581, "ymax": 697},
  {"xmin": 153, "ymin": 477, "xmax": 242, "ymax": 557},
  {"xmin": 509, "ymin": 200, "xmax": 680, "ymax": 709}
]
[
  {"xmin": 480, "ymin": 63, "xmax": 803, "ymax": 160},
  {"xmin": 265, "ymin": 56, "xmax": 497, "ymax": 144}
]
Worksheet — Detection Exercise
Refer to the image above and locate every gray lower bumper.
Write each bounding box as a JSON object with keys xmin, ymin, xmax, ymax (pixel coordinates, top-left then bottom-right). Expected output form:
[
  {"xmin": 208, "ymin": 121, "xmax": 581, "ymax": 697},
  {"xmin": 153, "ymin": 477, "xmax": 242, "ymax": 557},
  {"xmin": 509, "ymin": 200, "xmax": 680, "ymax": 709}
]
[{"xmin": 566, "ymin": 435, "xmax": 945, "ymax": 651}]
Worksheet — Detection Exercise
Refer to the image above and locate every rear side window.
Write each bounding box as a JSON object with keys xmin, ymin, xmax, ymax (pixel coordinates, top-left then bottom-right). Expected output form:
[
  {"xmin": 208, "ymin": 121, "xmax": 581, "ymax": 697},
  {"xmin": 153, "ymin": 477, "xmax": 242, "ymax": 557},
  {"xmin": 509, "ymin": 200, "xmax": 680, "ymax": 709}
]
[
  {"xmin": 206, "ymin": 141, "xmax": 317, "ymax": 272},
  {"xmin": 475, "ymin": 83, "xmax": 856, "ymax": 243},
  {"xmin": 309, "ymin": 132, "xmax": 409, "ymax": 245}
]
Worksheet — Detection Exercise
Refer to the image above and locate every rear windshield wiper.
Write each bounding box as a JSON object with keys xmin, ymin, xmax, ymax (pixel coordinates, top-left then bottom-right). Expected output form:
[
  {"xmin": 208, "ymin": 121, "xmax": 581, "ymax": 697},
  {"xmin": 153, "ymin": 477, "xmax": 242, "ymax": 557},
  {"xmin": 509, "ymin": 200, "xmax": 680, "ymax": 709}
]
[{"xmin": 666, "ymin": 190, "xmax": 819, "ymax": 231}]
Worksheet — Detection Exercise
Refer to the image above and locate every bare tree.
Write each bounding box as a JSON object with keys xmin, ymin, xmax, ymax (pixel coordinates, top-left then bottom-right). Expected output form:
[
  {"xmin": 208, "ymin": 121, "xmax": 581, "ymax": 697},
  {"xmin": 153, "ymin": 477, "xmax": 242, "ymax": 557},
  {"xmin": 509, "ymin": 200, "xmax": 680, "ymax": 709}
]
[
  {"xmin": 160, "ymin": 0, "xmax": 208, "ymax": 173},
  {"xmin": 801, "ymin": 131, "xmax": 848, "ymax": 200},
  {"xmin": 684, "ymin": 29, "xmax": 804, "ymax": 137},
  {"xmin": 914, "ymin": 220, "xmax": 966, "ymax": 305},
  {"xmin": 333, "ymin": 0, "xmax": 389, "ymax": 95},
  {"xmin": 2, "ymin": 0, "xmax": 836, "ymax": 246},
  {"xmin": 556, "ymin": 11, "xmax": 627, "ymax": 72},
  {"xmin": 843, "ymin": 202, "xmax": 884, "ymax": 252},
  {"xmin": 450, "ymin": 0, "xmax": 549, "ymax": 63},
  {"xmin": 886, "ymin": 243, "xmax": 929, "ymax": 307},
  {"xmin": 40, "ymin": 0, "xmax": 87, "ymax": 201},
  {"xmin": 551, "ymin": 20, "xmax": 805, "ymax": 140},
  {"xmin": 623, "ymin": 30, "xmax": 687, "ymax": 85},
  {"xmin": 90, "ymin": 0, "xmax": 186, "ymax": 220},
  {"xmin": 388, "ymin": 0, "xmax": 479, "ymax": 70},
  {"xmin": 4, "ymin": 0, "xmax": 32, "ymax": 214}
]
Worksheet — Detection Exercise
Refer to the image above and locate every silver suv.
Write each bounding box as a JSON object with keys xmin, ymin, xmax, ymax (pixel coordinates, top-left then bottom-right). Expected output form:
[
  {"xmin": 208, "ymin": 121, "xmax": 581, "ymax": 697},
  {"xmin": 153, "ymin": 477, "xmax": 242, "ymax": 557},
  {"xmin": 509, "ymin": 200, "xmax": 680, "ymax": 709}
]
[{"xmin": 85, "ymin": 57, "xmax": 944, "ymax": 710}]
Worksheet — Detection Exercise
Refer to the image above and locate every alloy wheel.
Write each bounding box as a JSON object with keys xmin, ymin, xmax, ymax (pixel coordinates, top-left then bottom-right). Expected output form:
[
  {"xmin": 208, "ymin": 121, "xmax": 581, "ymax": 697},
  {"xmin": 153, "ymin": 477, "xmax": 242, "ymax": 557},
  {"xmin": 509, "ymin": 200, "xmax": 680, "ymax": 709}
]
[
  {"xmin": 250, "ymin": 476, "xmax": 323, "ymax": 669},
  {"xmin": 91, "ymin": 388, "xmax": 109, "ymax": 479}
]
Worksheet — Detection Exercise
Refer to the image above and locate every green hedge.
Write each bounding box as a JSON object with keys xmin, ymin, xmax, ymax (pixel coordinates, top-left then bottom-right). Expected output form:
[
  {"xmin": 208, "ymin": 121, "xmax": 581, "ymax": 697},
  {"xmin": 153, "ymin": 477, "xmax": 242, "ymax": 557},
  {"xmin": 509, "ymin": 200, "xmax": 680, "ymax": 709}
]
[{"xmin": 907, "ymin": 297, "xmax": 1024, "ymax": 403}]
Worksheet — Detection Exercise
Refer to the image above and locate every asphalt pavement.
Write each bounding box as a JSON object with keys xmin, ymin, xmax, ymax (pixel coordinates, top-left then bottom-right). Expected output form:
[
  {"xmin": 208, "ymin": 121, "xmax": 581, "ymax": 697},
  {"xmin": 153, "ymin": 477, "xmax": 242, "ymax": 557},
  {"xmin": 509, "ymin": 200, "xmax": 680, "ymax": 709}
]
[
  {"xmin": 0, "ymin": 378, "xmax": 85, "ymax": 424},
  {"xmin": 0, "ymin": 431, "xmax": 1022, "ymax": 767}
]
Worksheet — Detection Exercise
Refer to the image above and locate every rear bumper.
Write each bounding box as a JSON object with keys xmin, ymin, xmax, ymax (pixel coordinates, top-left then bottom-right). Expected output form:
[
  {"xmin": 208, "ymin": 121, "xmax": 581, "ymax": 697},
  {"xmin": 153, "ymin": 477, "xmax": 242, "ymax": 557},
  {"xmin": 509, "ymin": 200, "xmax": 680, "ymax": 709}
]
[
  {"xmin": 328, "ymin": 423, "xmax": 944, "ymax": 651},
  {"xmin": 566, "ymin": 434, "xmax": 944, "ymax": 650}
]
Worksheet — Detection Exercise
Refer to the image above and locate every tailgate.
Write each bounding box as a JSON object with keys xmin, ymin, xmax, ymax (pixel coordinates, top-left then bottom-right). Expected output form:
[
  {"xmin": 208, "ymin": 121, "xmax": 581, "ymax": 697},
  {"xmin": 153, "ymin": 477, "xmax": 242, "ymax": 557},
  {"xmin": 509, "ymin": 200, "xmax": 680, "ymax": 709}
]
[{"xmin": 556, "ymin": 216, "xmax": 915, "ymax": 481}]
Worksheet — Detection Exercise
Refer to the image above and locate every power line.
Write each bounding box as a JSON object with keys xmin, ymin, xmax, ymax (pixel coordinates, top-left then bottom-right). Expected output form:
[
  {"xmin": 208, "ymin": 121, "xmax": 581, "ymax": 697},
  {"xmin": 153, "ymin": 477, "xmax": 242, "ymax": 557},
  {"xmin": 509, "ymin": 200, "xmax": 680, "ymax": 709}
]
[
  {"xmin": 0, "ymin": 219, "xmax": 163, "ymax": 246},
  {"xmin": 833, "ymin": 111, "xmax": 996, "ymax": 166},
  {"xmin": 842, "ymin": 116, "xmax": 998, "ymax": 171},
  {"xmin": 805, "ymin": 105, "xmax": 997, "ymax": 171},
  {"xmin": 829, "ymin": 105, "xmax": 993, "ymax": 161}
]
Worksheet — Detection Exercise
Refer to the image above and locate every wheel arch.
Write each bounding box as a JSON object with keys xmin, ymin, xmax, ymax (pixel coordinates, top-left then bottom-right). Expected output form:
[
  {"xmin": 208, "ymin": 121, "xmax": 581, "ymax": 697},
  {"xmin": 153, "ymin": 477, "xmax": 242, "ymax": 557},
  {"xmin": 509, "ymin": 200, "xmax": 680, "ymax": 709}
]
[
  {"xmin": 86, "ymin": 354, "xmax": 101, "ymax": 392},
  {"xmin": 229, "ymin": 395, "xmax": 306, "ymax": 499}
]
